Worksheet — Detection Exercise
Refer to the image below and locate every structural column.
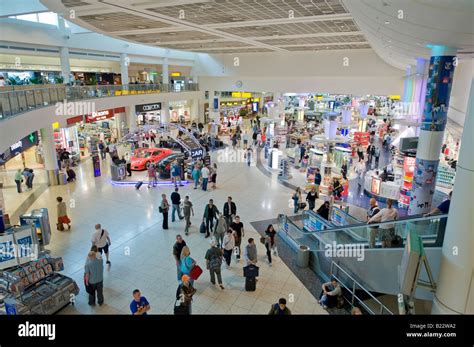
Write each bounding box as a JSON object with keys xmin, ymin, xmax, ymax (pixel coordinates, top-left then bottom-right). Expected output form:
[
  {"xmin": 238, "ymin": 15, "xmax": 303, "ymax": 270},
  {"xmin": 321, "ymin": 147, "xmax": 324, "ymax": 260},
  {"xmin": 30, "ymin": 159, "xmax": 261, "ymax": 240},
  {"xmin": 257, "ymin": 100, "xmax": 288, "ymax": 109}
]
[
  {"xmin": 432, "ymin": 77, "xmax": 474, "ymax": 314},
  {"xmin": 191, "ymin": 97, "xmax": 199, "ymax": 123},
  {"xmin": 40, "ymin": 127, "xmax": 59, "ymax": 186},
  {"xmin": 408, "ymin": 46, "xmax": 457, "ymax": 215},
  {"xmin": 120, "ymin": 53, "xmax": 129, "ymax": 85},
  {"xmin": 126, "ymin": 106, "xmax": 136, "ymax": 132},
  {"xmin": 161, "ymin": 101, "xmax": 170, "ymax": 123},
  {"xmin": 412, "ymin": 58, "xmax": 429, "ymax": 123},
  {"xmin": 59, "ymin": 47, "xmax": 71, "ymax": 84},
  {"xmin": 162, "ymin": 57, "xmax": 169, "ymax": 87}
]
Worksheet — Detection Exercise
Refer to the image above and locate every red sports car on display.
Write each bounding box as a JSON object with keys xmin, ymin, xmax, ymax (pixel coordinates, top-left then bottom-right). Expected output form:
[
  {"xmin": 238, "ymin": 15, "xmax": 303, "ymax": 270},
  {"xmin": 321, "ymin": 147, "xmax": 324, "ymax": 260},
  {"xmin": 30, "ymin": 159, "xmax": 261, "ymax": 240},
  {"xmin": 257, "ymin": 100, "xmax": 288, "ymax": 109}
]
[{"xmin": 131, "ymin": 148, "xmax": 173, "ymax": 170}]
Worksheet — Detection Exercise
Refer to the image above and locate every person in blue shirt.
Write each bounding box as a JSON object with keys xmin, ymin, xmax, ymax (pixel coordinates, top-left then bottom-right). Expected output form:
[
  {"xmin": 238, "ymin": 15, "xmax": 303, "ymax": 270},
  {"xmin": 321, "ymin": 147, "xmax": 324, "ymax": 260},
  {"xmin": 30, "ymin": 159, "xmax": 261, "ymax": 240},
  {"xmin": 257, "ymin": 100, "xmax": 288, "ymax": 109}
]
[
  {"xmin": 425, "ymin": 191, "xmax": 452, "ymax": 216},
  {"xmin": 130, "ymin": 289, "xmax": 150, "ymax": 315}
]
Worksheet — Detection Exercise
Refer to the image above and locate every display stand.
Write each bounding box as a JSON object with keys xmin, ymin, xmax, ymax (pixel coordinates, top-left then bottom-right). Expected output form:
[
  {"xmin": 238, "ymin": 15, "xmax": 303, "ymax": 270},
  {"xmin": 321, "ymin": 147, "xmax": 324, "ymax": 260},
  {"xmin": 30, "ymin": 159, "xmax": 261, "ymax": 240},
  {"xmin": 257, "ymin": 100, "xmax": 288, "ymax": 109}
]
[
  {"xmin": 354, "ymin": 131, "xmax": 370, "ymax": 146},
  {"xmin": 319, "ymin": 160, "xmax": 335, "ymax": 197},
  {"xmin": 0, "ymin": 254, "xmax": 79, "ymax": 315},
  {"xmin": 278, "ymin": 158, "xmax": 291, "ymax": 180},
  {"xmin": 436, "ymin": 164, "xmax": 456, "ymax": 188}
]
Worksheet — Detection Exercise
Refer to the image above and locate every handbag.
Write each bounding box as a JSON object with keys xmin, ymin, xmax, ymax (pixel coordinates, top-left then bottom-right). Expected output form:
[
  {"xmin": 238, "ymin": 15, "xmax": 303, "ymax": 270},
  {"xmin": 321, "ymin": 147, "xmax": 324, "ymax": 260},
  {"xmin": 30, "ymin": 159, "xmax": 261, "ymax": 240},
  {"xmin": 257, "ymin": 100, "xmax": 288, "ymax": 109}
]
[
  {"xmin": 84, "ymin": 276, "xmax": 93, "ymax": 295},
  {"xmin": 189, "ymin": 265, "xmax": 203, "ymax": 280},
  {"xmin": 159, "ymin": 206, "xmax": 163, "ymax": 213},
  {"xmin": 259, "ymin": 236, "xmax": 266, "ymax": 244}
]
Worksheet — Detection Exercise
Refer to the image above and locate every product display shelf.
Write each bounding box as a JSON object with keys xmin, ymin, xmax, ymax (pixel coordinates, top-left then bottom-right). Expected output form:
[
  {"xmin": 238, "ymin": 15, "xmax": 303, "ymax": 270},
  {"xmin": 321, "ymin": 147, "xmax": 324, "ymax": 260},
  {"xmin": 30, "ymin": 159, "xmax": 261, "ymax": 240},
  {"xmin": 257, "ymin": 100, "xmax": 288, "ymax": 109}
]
[
  {"xmin": 436, "ymin": 164, "xmax": 456, "ymax": 188},
  {"xmin": 0, "ymin": 254, "xmax": 79, "ymax": 315}
]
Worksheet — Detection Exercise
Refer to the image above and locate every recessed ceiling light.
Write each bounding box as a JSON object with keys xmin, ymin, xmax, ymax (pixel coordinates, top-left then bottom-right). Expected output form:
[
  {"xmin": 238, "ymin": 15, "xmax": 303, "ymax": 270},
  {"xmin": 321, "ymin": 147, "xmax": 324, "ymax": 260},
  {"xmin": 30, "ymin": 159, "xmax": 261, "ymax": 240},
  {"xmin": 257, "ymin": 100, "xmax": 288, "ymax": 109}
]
[
  {"xmin": 387, "ymin": 40, "xmax": 391, "ymax": 43},
  {"xmin": 384, "ymin": 21, "xmax": 390, "ymax": 24},
  {"xmin": 94, "ymin": 16, "xmax": 105, "ymax": 20},
  {"xmin": 326, "ymin": 46, "xmax": 329, "ymax": 49},
  {"xmin": 136, "ymin": 25, "xmax": 148, "ymax": 29}
]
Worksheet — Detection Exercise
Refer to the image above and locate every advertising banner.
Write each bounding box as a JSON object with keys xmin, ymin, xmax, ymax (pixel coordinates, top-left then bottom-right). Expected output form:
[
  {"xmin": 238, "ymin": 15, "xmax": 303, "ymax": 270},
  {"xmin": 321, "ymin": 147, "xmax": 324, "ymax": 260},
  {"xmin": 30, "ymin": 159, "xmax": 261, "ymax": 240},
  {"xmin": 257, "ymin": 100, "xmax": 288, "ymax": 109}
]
[
  {"xmin": 421, "ymin": 55, "xmax": 455, "ymax": 132},
  {"xmin": 409, "ymin": 158, "xmax": 439, "ymax": 214}
]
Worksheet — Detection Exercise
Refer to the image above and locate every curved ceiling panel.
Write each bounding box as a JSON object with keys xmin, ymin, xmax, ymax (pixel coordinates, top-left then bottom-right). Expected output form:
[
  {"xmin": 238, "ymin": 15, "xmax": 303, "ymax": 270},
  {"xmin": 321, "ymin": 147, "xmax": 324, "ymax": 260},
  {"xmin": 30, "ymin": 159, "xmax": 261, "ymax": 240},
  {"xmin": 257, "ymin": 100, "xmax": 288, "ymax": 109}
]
[{"xmin": 343, "ymin": 0, "xmax": 474, "ymax": 69}]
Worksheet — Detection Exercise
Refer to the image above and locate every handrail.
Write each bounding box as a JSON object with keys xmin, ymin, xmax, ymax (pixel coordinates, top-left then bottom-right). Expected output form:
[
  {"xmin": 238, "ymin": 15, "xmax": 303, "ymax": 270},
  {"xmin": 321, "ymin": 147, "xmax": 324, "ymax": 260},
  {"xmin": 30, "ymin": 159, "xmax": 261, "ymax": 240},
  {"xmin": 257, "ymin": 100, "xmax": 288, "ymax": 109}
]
[
  {"xmin": 0, "ymin": 83, "xmax": 199, "ymax": 121},
  {"xmin": 315, "ymin": 213, "xmax": 448, "ymax": 234},
  {"xmin": 330, "ymin": 261, "xmax": 393, "ymax": 315}
]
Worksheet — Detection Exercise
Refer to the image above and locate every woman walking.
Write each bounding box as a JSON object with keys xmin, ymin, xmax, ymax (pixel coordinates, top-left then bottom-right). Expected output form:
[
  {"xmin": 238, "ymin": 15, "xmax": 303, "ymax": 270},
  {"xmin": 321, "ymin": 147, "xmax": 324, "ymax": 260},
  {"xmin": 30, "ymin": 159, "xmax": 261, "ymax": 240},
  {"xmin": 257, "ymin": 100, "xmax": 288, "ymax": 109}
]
[
  {"xmin": 160, "ymin": 194, "xmax": 170, "ymax": 230},
  {"xmin": 292, "ymin": 187, "xmax": 303, "ymax": 213},
  {"xmin": 264, "ymin": 224, "xmax": 277, "ymax": 266},
  {"xmin": 56, "ymin": 196, "xmax": 71, "ymax": 231},
  {"xmin": 180, "ymin": 246, "xmax": 196, "ymax": 284},
  {"xmin": 210, "ymin": 163, "xmax": 217, "ymax": 189},
  {"xmin": 222, "ymin": 229, "xmax": 235, "ymax": 269},
  {"xmin": 192, "ymin": 165, "xmax": 201, "ymax": 190}
]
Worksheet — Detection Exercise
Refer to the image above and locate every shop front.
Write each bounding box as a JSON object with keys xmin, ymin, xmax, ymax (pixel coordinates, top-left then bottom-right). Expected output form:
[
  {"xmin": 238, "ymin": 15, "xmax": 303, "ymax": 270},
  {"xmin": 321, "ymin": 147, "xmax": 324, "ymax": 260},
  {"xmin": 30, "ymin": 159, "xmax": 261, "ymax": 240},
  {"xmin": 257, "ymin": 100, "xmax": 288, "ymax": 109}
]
[
  {"xmin": 135, "ymin": 102, "xmax": 162, "ymax": 125},
  {"xmin": 63, "ymin": 107, "xmax": 125, "ymax": 159},
  {"xmin": 169, "ymin": 101, "xmax": 191, "ymax": 124},
  {"xmin": 0, "ymin": 131, "xmax": 41, "ymax": 170}
]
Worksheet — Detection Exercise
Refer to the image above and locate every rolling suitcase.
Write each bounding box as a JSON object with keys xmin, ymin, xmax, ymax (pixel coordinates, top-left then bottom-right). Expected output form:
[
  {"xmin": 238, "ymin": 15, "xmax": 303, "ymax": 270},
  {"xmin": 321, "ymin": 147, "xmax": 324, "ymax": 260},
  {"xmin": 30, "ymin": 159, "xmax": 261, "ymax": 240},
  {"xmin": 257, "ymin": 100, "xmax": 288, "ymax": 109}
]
[
  {"xmin": 135, "ymin": 181, "xmax": 143, "ymax": 190},
  {"xmin": 200, "ymin": 221, "xmax": 206, "ymax": 234},
  {"xmin": 174, "ymin": 300, "xmax": 190, "ymax": 315},
  {"xmin": 245, "ymin": 277, "xmax": 256, "ymax": 292},
  {"xmin": 243, "ymin": 264, "xmax": 259, "ymax": 278}
]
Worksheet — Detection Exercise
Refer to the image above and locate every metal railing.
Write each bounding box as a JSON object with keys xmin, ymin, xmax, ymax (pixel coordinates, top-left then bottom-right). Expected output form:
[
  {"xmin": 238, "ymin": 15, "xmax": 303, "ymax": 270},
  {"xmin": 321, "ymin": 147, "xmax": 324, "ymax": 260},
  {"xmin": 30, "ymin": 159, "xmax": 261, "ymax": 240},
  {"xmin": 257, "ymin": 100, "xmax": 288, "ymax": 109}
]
[
  {"xmin": 0, "ymin": 83, "xmax": 199, "ymax": 121},
  {"xmin": 330, "ymin": 260, "xmax": 394, "ymax": 315}
]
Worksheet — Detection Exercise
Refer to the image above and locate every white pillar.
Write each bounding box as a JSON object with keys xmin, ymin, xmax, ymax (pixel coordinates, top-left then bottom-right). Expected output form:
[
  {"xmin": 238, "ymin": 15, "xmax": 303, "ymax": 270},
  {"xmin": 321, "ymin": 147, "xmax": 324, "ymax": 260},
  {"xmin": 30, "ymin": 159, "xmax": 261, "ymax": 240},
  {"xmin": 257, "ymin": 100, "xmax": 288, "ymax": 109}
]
[
  {"xmin": 191, "ymin": 97, "xmax": 199, "ymax": 123},
  {"xmin": 120, "ymin": 53, "xmax": 129, "ymax": 85},
  {"xmin": 59, "ymin": 47, "xmax": 71, "ymax": 84},
  {"xmin": 126, "ymin": 106, "xmax": 136, "ymax": 131},
  {"xmin": 432, "ymin": 77, "xmax": 474, "ymax": 314},
  {"xmin": 409, "ymin": 46, "xmax": 457, "ymax": 215},
  {"xmin": 40, "ymin": 127, "xmax": 59, "ymax": 186},
  {"xmin": 162, "ymin": 57, "xmax": 169, "ymax": 85},
  {"xmin": 161, "ymin": 101, "xmax": 170, "ymax": 123}
]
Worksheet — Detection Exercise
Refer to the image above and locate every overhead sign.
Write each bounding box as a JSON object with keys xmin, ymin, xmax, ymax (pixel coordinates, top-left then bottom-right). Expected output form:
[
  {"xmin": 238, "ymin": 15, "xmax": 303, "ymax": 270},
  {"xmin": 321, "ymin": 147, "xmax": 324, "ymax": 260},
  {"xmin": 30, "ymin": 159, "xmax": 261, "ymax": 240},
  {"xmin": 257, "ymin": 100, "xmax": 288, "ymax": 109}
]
[
  {"xmin": 190, "ymin": 147, "xmax": 204, "ymax": 159},
  {"xmin": 86, "ymin": 109, "xmax": 114, "ymax": 122},
  {"xmin": 231, "ymin": 92, "xmax": 252, "ymax": 98},
  {"xmin": 170, "ymin": 72, "xmax": 181, "ymax": 77},
  {"xmin": 135, "ymin": 103, "xmax": 162, "ymax": 113},
  {"xmin": 0, "ymin": 131, "xmax": 39, "ymax": 165}
]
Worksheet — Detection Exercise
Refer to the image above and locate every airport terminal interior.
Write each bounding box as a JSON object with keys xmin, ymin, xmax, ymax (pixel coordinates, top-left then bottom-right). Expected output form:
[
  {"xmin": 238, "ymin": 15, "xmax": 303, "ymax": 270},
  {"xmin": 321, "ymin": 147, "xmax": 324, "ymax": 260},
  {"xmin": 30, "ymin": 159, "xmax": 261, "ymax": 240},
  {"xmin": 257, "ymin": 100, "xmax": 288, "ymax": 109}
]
[{"xmin": 0, "ymin": 0, "xmax": 473, "ymax": 318}]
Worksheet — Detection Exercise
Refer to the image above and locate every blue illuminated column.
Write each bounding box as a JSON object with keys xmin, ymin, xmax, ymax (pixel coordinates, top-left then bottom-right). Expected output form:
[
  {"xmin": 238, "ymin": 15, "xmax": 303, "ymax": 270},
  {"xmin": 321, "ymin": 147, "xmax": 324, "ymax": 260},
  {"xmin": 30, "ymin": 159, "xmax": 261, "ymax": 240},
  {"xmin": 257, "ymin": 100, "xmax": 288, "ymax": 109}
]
[{"xmin": 408, "ymin": 46, "xmax": 457, "ymax": 215}]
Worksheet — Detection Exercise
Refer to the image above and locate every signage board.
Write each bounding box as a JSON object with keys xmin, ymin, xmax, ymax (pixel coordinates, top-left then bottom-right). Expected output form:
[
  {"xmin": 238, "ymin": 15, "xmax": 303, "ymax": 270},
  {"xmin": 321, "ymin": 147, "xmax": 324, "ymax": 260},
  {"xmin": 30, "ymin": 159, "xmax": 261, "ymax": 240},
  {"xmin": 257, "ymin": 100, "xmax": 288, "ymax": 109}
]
[
  {"xmin": 0, "ymin": 132, "xmax": 39, "ymax": 165},
  {"xmin": 190, "ymin": 147, "xmax": 204, "ymax": 159},
  {"xmin": 135, "ymin": 103, "xmax": 162, "ymax": 113},
  {"xmin": 0, "ymin": 234, "xmax": 17, "ymax": 270}
]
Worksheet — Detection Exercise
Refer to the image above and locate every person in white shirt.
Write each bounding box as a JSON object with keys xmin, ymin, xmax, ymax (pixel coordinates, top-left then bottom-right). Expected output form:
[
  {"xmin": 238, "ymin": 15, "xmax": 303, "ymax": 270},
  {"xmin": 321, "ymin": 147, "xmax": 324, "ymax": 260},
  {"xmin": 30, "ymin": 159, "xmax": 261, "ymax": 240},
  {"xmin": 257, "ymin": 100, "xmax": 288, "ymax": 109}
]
[
  {"xmin": 0, "ymin": 77, "xmax": 6, "ymax": 87},
  {"xmin": 201, "ymin": 165, "xmax": 210, "ymax": 191},
  {"xmin": 368, "ymin": 199, "xmax": 398, "ymax": 248},
  {"xmin": 91, "ymin": 224, "xmax": 112, "ymax": 264},
  {"xmin": 222, "ymin": 229, "xmax": 235, "ymax": 269}
]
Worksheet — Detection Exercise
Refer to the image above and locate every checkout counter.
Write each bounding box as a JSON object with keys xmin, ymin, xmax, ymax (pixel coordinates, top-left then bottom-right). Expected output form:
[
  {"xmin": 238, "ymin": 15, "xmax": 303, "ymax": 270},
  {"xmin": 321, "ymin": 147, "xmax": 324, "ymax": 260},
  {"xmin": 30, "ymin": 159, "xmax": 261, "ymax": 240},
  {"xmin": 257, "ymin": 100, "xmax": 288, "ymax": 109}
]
[{"xmin": 364, "ymin": 168, "xmax": 403, "ymax": 202}]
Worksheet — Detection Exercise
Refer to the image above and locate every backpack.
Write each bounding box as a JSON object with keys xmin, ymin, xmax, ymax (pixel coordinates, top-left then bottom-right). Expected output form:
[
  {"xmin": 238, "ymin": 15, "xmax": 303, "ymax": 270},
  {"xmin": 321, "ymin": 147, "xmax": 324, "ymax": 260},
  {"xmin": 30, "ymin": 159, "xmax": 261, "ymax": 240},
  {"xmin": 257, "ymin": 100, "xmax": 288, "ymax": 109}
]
[{"xmin": 209, "ymin": 254, "xmax": 222, "ymax": 271}]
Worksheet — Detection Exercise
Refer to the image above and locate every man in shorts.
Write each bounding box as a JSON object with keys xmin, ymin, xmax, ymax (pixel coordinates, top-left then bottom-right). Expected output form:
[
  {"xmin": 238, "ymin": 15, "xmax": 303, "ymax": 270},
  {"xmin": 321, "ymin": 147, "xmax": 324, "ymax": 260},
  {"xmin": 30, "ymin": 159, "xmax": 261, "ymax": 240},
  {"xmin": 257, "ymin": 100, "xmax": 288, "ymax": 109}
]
[{"xmin": 92, "ymin": 224, "xmax": 112, "ymax": 265}]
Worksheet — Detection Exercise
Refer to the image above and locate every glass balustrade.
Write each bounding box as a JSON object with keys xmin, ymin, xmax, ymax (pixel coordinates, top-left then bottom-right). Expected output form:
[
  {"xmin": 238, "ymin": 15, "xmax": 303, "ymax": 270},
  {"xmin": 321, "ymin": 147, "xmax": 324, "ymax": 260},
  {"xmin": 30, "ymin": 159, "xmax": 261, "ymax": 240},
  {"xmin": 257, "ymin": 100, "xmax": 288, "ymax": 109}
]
[
  {"xmin": 0, "ymin": 83, "xmax": 199, "ymax": 120},
  {"xmin": 279, "ymin": 213, "xmax": 448, "ymax": 250}
]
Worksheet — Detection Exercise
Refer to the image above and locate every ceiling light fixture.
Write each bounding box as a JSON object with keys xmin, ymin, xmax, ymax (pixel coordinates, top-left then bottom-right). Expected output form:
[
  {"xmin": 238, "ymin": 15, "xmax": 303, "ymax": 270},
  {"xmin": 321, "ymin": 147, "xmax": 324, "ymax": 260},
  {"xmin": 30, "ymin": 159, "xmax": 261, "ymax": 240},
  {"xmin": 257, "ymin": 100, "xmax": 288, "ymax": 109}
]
[
  {"xmin": 384, "ymin": 21, "xmax": 390, "ymax": 24},
  {"xmin": 94, "ymin": 16, "xmax": 105, "ymax": 20},
  {"xmin": 136, "ymin": 25, "xmax": 148, "ymax": 29}
]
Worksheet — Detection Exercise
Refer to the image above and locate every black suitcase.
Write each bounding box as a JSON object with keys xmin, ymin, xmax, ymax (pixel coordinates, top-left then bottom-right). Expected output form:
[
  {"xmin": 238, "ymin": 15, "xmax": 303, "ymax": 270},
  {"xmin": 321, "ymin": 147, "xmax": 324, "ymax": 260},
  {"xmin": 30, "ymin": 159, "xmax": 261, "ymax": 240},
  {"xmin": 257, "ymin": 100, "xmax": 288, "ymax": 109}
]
[
  {"xmin": 243, "ymin": 264, "xmax": 259, "ymax": 278},
  {"xmin": 245, "ymin": 277, "xmax": 256, "ymax": 291},
  {"xmin": 135, "ymin": 181, "xmax": 143, "ymax": 190},
  {"xmin": 174, "ymin": 300, "xmax": 190, "ymax": 315},
  {"xmin": 200, "ymin": 222, "xmax": 206, "ymax": 234}
]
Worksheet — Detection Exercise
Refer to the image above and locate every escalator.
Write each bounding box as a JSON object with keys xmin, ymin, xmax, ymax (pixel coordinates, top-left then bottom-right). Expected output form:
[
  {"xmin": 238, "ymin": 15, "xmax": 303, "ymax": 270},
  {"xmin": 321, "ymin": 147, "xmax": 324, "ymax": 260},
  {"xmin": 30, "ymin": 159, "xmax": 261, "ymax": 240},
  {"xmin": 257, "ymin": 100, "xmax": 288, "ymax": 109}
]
[{"xmin": 278, "ymin": 212, "xmax": 448, "ymax": 303}]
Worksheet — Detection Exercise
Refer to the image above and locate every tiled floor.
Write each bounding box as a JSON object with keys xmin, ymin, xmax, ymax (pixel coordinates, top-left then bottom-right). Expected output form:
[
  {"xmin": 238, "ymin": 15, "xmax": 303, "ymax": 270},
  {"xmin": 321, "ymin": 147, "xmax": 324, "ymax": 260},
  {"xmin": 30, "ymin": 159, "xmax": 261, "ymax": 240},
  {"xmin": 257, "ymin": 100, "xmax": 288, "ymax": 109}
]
[{"xmin": 2, "ymin": 137, "xmax": 327, "ymax": 315}]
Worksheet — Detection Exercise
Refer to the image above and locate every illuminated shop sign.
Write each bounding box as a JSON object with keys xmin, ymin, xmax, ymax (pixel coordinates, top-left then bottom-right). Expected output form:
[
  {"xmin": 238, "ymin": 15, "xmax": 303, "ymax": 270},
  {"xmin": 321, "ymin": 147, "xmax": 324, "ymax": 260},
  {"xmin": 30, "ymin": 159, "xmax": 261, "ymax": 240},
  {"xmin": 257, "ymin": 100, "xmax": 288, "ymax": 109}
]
[
  {"xmin": 135, "ymin": 103, "xmax": 162, "ymax": 113},
  {"xmin": 85, "ymin": 109, "xmax": 116, "ymax": 122}
]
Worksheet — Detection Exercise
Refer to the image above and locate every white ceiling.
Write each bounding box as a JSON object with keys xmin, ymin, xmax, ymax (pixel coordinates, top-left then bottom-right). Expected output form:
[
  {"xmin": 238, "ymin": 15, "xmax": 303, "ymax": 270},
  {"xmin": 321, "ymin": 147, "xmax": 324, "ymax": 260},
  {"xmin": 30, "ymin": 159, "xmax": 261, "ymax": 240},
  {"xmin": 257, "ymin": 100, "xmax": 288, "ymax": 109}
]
[
  {"xmin": 40, "ymin": 0, "xmax": 371, "ymax": 54},
  {"xmin": 343, "ymin": 0, "xmax": 474, "ymax": 69}
]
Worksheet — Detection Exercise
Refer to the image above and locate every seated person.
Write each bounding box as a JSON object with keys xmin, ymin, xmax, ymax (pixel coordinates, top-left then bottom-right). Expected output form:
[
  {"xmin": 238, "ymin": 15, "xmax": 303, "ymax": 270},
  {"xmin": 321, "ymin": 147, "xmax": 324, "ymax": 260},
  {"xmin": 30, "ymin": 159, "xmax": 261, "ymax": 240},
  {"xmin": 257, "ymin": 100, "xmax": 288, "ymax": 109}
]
[
  {"xmin": 66, "ymin": 166, "xmax": 76, "ymax": 182},
  {"xmin": 319, "ymin": 278, "xmax": 341, "ymax": 309}
]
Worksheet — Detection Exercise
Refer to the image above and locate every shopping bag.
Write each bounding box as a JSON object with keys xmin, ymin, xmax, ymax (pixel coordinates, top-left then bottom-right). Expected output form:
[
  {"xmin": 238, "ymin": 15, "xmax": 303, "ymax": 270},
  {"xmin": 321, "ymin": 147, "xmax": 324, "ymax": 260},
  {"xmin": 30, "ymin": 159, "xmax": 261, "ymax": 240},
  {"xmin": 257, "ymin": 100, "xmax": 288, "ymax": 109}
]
[{"xmin": 189, "ymin": 265, "xmax": 203, "ymax": 280}]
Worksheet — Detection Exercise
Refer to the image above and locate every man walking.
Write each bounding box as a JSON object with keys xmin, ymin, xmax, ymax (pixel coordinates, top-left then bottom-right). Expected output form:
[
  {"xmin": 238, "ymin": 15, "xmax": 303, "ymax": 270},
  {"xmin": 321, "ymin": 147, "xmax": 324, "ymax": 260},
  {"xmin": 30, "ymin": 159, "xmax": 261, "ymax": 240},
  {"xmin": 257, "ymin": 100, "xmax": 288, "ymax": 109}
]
[
  {"xmin": 84, "ymin": 248, "xmax": 104, "ymax": 306},
  {"xmin": 230, "ymin": 216, "xmax": 244, "ymax": 262},
  {"xmin": 183, "ymin": 196, "xmax": 194, "ymax": 235},
  {"xmin": 203, "ymin": 199, "xmax": 219, "ymax": 238},
  {"xmin": 367, "ymin": 198, "xmax": 381, "ymax": 248},
  {"xmin": 223, "ymin": 196, "xmax": 237, "ymax": 228},
  {"xmin": 205, "ymin": 239, "xmax": 225, "ymax": 290},
  {"xmin": 170, "ymin": 187, "xmax": 184, "ymax": 222},
  {"xmin": 201, "ymin": 165, "xmax": 210, "ymax": 191},
  {"xmin": 173, "ymin": 235, "xmax": 187, "ymax": 281},
  {"xmin": 91, "ymin": 224, "xmax": 111, "ymax": 265}
]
